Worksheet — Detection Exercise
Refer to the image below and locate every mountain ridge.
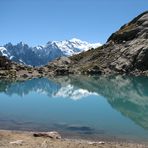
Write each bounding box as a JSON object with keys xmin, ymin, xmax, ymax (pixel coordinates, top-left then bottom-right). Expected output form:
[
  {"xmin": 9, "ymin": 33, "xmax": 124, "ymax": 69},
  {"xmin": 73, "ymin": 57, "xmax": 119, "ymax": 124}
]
[{"xmin": 0, "ymin": 39, "xmax": 101, "ymax": 66}]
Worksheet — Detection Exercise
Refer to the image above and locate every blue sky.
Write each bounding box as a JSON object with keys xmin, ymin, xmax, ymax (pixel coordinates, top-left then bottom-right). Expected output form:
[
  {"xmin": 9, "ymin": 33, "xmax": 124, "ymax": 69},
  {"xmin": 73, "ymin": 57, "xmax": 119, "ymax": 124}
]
[{"xmin": 0, "ymin": 0, "xmax": 147, "ymax": 46}]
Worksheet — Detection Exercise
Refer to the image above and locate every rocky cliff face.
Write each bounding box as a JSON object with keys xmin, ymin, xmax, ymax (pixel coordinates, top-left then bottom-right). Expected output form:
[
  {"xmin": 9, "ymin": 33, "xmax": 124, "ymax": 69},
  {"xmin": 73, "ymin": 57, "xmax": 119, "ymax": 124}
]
[{"xmin": 68, "ymin": 11, "xmax": 148, "ymax": 76}]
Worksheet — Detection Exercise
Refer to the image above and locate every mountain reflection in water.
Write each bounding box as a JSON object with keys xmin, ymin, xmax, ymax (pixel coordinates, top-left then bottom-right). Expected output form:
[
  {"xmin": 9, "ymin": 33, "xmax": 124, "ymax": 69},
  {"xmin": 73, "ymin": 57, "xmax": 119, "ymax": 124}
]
[{"xmin": 0, "ymin": 75, "xmax": 148, "ymax": 141}]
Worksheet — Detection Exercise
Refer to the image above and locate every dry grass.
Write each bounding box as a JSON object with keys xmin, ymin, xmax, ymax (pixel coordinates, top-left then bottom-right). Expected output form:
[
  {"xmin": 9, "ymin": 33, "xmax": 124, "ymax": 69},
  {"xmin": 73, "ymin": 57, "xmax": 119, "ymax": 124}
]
[{"xmin": 117, "ymin": 23, "xmax": 138, "ymax": 34}]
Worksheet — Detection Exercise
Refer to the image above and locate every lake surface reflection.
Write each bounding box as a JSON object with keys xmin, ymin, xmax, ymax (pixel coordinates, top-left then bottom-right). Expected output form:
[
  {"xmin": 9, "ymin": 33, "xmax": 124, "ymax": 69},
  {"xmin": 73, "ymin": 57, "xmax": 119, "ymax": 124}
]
[{"xmin": 0, "ymin": 75, "xmax": 148, "ymax": 141}]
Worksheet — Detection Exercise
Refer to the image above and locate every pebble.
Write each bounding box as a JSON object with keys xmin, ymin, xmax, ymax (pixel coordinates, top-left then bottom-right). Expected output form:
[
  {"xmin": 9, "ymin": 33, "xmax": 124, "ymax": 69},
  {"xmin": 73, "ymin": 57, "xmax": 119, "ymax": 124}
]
[
  {"xmin": 98, "ymin": 141, "xmax": 105, "ymax": 144},
  {"xmin": 88, "ymin": 141, "xmax": 105, "ymax": 145},
  {"xmin": 10, "ymin": 140, "xmax": 23, "ymax": 145}
]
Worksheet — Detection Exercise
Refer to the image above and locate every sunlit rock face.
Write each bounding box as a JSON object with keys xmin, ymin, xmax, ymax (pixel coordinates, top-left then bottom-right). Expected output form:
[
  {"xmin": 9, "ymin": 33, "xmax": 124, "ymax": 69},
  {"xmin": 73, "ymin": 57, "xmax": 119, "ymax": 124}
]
[{"xmin": 69, "ymin": 11, "xmax": 148, "ymax": 76}]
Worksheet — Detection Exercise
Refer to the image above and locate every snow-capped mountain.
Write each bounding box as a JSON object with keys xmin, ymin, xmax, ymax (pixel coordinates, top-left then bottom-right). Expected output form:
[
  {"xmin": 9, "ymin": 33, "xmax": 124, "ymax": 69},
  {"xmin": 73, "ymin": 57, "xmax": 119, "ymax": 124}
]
[
  {"xmin": 54, "ymin": 38, "xmax": 101, "ymax": 56},
  {"xmin": 0, "ymin": 38, "xmax": 101, "ymax": 66}
]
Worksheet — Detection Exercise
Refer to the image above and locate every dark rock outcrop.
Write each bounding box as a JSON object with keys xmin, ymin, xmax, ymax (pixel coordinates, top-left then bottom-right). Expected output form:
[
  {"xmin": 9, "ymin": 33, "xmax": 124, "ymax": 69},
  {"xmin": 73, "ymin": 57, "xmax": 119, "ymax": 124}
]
[
  {"xmin": 0, "ymin": 56, "xmax": 48, "ymax": 79},
  {"xmin": 0, "ymin": 56, "xmax": 11, "ymax": 70}
]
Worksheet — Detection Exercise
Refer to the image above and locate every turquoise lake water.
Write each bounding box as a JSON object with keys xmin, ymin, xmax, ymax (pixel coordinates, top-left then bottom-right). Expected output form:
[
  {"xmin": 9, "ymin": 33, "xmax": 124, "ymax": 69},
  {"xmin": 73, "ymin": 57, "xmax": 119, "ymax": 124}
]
[{"xmin": 0, "ymin": 75, "xmax": 148, "ymax": 142}]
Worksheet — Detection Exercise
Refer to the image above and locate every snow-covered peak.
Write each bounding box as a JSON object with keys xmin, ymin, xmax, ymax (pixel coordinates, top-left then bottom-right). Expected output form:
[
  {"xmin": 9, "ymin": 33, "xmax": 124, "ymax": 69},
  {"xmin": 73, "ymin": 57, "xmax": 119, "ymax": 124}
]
[
  {"xmin": 0, "ymin": 47, "xmax": 10, "ymax": 57},
  {"xmin": 0, "ymin": 47, "xmax": 7, "ymax": 52},
  {"xmin": 35, "ymin": 46, "xmax": 43, "ymax": 50},
  {"xmin": 70, "ymin": 38, "xmax": 84, "ymax": 43},
  {"xmin": 53, "ymin": 38, "xmax": 101, "ymax": 56}
]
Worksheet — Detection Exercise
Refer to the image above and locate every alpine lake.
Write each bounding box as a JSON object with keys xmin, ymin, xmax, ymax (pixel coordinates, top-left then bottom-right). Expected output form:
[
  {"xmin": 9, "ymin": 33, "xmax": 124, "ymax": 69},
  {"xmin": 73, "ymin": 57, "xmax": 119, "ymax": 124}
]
[{"xmin": 0, "ymin": 75, "xmax": 148, "ymax": 142}]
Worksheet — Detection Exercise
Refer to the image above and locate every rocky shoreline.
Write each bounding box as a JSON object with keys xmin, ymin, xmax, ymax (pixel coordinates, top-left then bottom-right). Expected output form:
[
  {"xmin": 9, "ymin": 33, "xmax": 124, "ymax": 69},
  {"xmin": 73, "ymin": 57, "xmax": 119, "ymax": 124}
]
[{"xmin": 0, "ymin": 130, "xmax": 147, "ymax": 148}]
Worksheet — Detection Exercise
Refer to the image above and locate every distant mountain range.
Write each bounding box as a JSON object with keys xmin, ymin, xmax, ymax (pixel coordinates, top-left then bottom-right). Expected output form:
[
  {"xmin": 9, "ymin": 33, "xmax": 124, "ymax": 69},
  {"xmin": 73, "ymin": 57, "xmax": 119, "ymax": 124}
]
[{"xmin": 0, "ymin": 38, "xmax": 101, "ymax": 66}]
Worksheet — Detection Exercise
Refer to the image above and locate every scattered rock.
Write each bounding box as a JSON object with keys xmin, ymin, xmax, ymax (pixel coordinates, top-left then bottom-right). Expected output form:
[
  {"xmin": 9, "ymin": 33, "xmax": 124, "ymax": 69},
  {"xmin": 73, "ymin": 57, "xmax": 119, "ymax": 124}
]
[
  {"xmin": 88, "ymin": 141, "xmax": 105, "ymax": 145},
  {"xmin": 41, "ymin": 140, "xmax": 48, "ymax": 147},
  {"xmin": 55, "ymin": 68, "xmax": 69, "ymax": 75},
  {"xmin": 10, "ymin": 140, "xmax": 23, "ymax": 145},
  {"xmin": 98, "ymin": 141, "xmax": 105, "ymax": 144},
  {"xmin": 22, "ymin": 74, "xmax": 29, "ymax": 78},
  {"xmin": 86, "ymin": 65, "xmax": 102, "ymax": 75},
  {"xmin": 88, "ymin": 142, "xmax": 97, "ymax": 145}
]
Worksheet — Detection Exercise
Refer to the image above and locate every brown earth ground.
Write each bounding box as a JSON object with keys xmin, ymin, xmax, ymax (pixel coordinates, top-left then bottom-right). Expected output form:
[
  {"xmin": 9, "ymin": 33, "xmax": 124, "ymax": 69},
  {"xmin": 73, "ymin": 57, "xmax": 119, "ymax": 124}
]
[{"xmin": 0, "ymin": 130, "xmax": 147, "ymax": 148}]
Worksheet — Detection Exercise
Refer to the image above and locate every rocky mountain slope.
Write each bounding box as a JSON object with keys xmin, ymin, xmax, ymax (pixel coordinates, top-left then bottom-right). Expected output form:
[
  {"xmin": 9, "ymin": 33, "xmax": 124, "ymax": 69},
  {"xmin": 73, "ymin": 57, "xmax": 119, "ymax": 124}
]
[
  {"xmin": 0, "ymin": 11, "xmax": 148, "ymax": 78},
  {"xmin": 65, "ymin": 11, "xmax": 148, "ymax": 76},
  {"xmin": 0, "ymin": 39, "xmax": 101, "ymax": 66},
  {"xmin": 0, "ymin": 56, "xmax": 44, "ymax": 79}
]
